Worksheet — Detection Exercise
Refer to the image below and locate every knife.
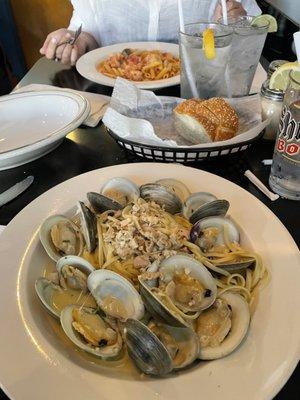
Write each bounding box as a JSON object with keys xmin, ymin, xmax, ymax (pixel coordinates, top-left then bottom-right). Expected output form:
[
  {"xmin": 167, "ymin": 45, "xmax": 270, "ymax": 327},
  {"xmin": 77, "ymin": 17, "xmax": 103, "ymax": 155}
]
[{"xmin": 0, "ymin": 175, "xmax": 34, "ymax": 207}]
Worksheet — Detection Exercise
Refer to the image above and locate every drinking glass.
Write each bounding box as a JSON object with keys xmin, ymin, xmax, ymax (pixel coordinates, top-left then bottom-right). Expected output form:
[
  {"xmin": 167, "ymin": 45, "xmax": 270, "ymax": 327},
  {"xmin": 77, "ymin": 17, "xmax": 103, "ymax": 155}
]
[
  {"xmin": 269, "ymin": 70, "xmax": 300, "ymax": 200},
  {"xmin": 219, "ymin": 16, "xmax": 269, "ymax": 97},
  {"xmin": 179, "ymin": 22, "xmax": 233, "ymax": 99}
]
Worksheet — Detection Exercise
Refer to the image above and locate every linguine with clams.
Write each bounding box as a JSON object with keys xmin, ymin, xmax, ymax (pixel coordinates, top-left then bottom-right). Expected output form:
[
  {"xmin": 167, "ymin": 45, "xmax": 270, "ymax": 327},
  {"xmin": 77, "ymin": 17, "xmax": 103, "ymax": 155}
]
[{"xmin": 35, "ymin": 177, "xmax": 268, "ymax": 376}]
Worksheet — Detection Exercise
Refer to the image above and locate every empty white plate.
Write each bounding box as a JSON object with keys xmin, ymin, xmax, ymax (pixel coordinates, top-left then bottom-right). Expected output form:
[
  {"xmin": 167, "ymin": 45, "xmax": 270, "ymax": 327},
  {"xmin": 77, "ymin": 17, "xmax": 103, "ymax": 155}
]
[{"xmin": 0, "ymin": 90, "xmax": 90, "ymax": 170}]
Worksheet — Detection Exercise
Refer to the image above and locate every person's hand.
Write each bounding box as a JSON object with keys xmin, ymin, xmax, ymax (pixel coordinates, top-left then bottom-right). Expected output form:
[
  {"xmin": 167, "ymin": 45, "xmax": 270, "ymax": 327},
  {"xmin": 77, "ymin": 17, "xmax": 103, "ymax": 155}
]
[
  {"xmin": 40, "ymin": 28, "xmax": 98, "ymax": 65},
  {"xmin": 213, "ymin": 1, "xmax": 247, "ymax": 22}
]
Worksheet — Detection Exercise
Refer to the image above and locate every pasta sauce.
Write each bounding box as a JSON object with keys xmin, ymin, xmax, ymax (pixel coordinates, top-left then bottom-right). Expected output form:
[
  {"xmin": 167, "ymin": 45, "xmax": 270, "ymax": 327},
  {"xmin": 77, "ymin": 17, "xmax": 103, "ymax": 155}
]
[{"xmin": 97, "ymin": 49, "xmax": 180, "ymax": 81}]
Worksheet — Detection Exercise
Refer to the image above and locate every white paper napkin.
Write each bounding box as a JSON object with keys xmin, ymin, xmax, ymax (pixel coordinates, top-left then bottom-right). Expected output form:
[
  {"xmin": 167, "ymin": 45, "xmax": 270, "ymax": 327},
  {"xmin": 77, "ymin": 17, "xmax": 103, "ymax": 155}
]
[
  {"xmin": 0, "ymin": 226, "xmax": 5, "ymax": 235},
  {"xmin": 13, "ymin": 84, "xmax": 110, "ymax": 127}
]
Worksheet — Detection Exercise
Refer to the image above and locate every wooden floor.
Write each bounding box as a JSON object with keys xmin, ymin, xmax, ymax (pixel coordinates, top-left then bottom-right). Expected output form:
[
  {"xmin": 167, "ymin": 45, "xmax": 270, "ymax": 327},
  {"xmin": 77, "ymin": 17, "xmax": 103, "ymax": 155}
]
[{"xmin": 11, "ymin": 0, "xmax": 73, "ymax": 68}]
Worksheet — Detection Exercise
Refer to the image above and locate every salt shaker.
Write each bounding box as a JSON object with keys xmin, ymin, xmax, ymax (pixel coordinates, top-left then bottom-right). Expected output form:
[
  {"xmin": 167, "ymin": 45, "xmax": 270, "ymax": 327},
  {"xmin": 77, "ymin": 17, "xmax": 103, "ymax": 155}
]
[{"xmin": 260, "ymin": 80, "xmax": 284, "ymax": 140}]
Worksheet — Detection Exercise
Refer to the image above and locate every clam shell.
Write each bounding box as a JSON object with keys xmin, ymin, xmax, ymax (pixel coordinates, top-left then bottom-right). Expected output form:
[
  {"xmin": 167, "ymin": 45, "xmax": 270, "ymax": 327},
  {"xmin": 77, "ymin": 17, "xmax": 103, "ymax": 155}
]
[
  {"xmin": 182, "ymin": 192, "xmax": 217, "ymax": 220},
  {"xmin": 147, "ymin": 321, "xmax": 200, "ymax": 370},
  {"xmin": 87, "ymin": 270, "xmax": 144, "ymax": 320},
  {"xmin": 190, "ymin": 216, "xmax": 240, "ymax": 249},
  {"xmin": 189, "ymin": 199, "xmax": 230, "ymax": 225},
  {"xmin": 56, "ymin": 255, "xmax": 95, "ymax": 276},
  {"xmin": 140, "ymin": 183, "xmax": 182, "ymax": 214},
  {"xmin": 60, "ymin": 305, "xmax": 123, "ymax": 359},
  {"xmin": 100, "ymin": 177, "xmax": 140, "ymax": 206},
  {"xmin": 159, "ymin": 255, "xmax": 217, "ymax": 311},
  {"xmin": 35, "ymin": 278, "xmax": 61, "ymax": 319},
  {"xmin": 125, "ymin": 319, "xmax": 173, "ymax": 376},
  {"xmin": 216, "ymin": 258, "xmax": 255, "ymax": 273},
  {"xmin": 198, "ymin": 292, "xmax": 250, "ymax": 360},
  {"xmin": 39, "ymin": 215, "xmax": 83, "ymax": 262},
  {"xmin": 56, "ymin": 255, "xmax": 95, "ymax": 290},
  {"xmin": 87, "ymin": 192, "xmax": 122, "ymax": 214},
  {"xmin": 139, "ymin": 276, "xmax": 189, "ymax": 328},
  {"xmin": 156, "ymin": 179, "xmax": 191, "ymax": 202},
  {"xmin": 77, "ymin": 201, "xmax": 97, "ymax": 252},
  {"xmin": 139, "ymin": 255, "xmax": 217, "ymax": 327}
]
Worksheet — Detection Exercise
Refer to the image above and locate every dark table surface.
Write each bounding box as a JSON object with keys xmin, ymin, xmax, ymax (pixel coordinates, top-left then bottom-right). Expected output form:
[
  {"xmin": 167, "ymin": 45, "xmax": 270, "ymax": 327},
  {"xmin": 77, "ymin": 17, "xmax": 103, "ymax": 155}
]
[{"xmin": 0, "ymin": 57, "xmax": 299, "ymax": 399}]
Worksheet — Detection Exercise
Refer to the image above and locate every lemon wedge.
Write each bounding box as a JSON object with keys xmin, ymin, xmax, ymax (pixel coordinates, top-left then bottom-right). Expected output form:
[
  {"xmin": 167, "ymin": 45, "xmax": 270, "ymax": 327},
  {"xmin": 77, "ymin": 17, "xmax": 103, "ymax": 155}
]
[
  {"xmin": 251, "ymin": 14, "xmax": 278, "ymax": 33},
  {"xmin": 203, "ymin": 28, "xmax": 216, "ymax": 60},
  {"xmin": 269, "ymin": 61, "xmax": 300, "ymax": 91}
]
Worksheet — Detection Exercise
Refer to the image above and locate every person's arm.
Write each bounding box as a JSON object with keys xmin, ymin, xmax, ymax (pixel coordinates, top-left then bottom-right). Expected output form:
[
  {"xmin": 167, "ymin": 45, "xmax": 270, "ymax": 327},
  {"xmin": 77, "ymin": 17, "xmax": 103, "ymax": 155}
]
[
  {"xmin": 213, "ymin": 0, "xmax": 261, "ymax": 22},
  {"xmin": 40, "ymin": 0, "xmax": 99, "ymax": 65},
  {"xmin": 239, "ymin": 0, "xmax": 261, "ymax": 16}
]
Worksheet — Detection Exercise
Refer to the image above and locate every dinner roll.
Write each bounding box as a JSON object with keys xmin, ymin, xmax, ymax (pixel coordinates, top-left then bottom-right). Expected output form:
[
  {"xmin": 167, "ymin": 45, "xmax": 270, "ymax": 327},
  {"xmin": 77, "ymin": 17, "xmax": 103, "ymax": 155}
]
[{"xmin": 174, "ymin": 98, "xmax": 239, "ymax": 144}]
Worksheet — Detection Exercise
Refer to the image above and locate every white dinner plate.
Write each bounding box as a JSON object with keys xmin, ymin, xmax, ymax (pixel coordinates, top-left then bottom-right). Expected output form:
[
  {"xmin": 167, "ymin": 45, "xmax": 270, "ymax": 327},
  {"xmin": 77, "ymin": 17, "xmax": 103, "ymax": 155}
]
[
  {"xmin": 0, "ymin": 90, "xmax": 90, "ymax": 170},
  {"xmin": 0, "ymin": 163, "xmax": 299, "ymax": 400},
  {"xmin": 76, "ymin": 42, "xmax": 180, "ymax": 89}
]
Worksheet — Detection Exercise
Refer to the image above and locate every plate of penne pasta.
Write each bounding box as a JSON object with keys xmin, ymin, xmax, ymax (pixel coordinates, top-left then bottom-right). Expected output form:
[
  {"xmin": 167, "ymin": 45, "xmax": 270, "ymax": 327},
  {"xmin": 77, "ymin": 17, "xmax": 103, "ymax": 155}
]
[{"xmin": 76, "ymin": 42, "xmax": 180, "ymax": 89}]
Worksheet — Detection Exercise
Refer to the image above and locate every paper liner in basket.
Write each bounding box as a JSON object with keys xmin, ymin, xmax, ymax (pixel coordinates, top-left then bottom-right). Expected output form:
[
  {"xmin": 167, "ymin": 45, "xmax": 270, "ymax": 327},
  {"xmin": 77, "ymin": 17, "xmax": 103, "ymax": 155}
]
[{"xmin": 103, "ymin": 78, "xmax": 270, "ymax": 148}]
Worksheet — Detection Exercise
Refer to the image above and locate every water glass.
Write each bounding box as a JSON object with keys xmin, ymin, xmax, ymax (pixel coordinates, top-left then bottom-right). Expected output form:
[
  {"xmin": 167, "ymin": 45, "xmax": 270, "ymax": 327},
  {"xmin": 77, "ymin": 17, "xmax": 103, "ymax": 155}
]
[
  {"xmin": 179, "ymin": 22, "xmax": 233, "ymax": 99},
  {"xmin": 269, "ymin": 70, "xmax": 300, "ymax": 200},
  {"xmin": 219, "ymin": 16, "xmax": 269, "ymax": 97}
]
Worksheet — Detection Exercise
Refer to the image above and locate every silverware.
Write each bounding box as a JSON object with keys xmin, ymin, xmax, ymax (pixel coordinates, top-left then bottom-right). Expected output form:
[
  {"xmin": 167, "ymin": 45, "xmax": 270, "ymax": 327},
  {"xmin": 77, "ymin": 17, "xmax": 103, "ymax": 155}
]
[
  {"xmin": 0, "ymin": 176, "xmax": 34, "ymax": 207},
  {"xmin": 54, "ymin": 24, "xmax": 82, "ymax": 60},
  {"xmin": 70, "ymin": 24, "xmax": 82, "ymax": 45}
]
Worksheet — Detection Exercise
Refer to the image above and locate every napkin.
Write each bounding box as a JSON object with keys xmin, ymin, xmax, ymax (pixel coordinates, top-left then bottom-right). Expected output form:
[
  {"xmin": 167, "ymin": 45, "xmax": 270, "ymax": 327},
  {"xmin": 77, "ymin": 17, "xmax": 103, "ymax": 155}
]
[
  {"xmin": 0, "ymin": 226, "xmax": 5, "ymax": 235},
  {"xmin": 103, "ymin": 78, "xmax": 270, "ymax": 148},
  {"xmin": 13, "ymin": 84, "xmax": 110, "ymax": 127}
]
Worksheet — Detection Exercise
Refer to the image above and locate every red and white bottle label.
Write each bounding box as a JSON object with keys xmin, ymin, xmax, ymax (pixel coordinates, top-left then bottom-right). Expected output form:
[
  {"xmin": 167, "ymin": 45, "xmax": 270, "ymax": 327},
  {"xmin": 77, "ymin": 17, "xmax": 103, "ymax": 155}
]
[{"xmin": 276, "ymin": 105, "xmax": 300, "ymax": 160}]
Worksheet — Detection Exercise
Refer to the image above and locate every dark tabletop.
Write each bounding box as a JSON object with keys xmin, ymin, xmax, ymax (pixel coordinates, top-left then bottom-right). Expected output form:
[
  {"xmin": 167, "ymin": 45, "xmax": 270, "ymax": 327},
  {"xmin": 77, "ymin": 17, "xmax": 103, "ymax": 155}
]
[{"xmin": 0, "ymin": 57, "xmax": 299, "ymax": 400}]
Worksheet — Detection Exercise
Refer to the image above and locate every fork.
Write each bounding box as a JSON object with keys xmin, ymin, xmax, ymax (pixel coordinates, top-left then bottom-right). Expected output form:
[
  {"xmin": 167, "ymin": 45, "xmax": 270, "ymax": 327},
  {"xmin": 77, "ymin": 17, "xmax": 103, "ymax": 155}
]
[{"xmin": 54, "ymin": 24, "xmax": 82, "ymax": 61}]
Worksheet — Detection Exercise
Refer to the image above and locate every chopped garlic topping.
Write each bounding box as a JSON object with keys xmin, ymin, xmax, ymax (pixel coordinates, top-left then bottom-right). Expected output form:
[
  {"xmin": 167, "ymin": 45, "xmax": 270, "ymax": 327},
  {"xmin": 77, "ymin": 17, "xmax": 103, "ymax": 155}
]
[{"xmin": 102, "ymin": 199, "xmax": 189, "ymax": 266}]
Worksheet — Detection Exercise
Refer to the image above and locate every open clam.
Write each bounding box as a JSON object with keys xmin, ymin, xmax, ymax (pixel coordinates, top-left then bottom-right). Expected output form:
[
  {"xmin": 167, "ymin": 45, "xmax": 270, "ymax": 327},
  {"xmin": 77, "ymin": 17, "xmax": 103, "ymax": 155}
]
[
  {"xmin": 100, "ymin": 177, "xmax": 140, "ymax": 207},
  {"xmin": 196, "ymin": 292, "xmax": 250, "ymax": 360},
  {"xmin": 156, "ymin": 179, "xmax": 191, "ymax": 202},
  {"xmin": 39, "ymin": 215, "xmax": 84, "ymax": 262},
  {"xmin": 87, "ymin": 192, "xmax": 122, "ymax": 214},
  {"xmin": 125, "ymin": 318, "xmax": 199, "ymax": 375},
  {"xmin": 140, "ymin": 183, "xmax": 182, "ymax": 214},
  {"xmin": 190, "ymin": 216, "xmax": 240, "ymax": 247},
  {"xmin": 56, "ymin": 255, "xmax": 95, "ymax": 292},
  {"xmin": 35, "ymin": 278, "xmax": 62, "ymax": 319},
  {"xmin": 35, "ymin": 269, "xmax": 97, "ymax": 320},
  {"xmin": 36, "ymin": 257, "xmax": 96, "ymax": 319},
  {"xmin": 61, "ymin": 305, "xmax": 123, "ymax": 359},
  {"xmin": 139, "ymin": 255, "xmax": 217, "ymax": 328},
  {"xmin": 183, "ymin": 192, "xmax": 229, "ymax": 224},
  {"xmin": 190, "ymin": 216, "xmax": 255, "ymax": 272},
  {"xmin": 147, "ymin": 320, "xmax": 199, "ymax": 370},
  {"xmin": 87, "ymin": 177, "xmax": 140, "ymax": 213},
  {"xmin": 125, "ymin": 318, "xmax": 173, "ymax": 376},
  {"xmin": 87, "ymin": 270, "xmax": 145, "ymax": 321}
]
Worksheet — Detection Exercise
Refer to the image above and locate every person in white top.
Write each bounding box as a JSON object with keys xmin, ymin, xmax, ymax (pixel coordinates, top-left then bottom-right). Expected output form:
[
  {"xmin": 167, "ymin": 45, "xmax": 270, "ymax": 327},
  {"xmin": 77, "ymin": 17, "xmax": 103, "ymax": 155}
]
[{"xmin": 40, "ymin": 0, "xmax": 261, "ymax": 65}]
